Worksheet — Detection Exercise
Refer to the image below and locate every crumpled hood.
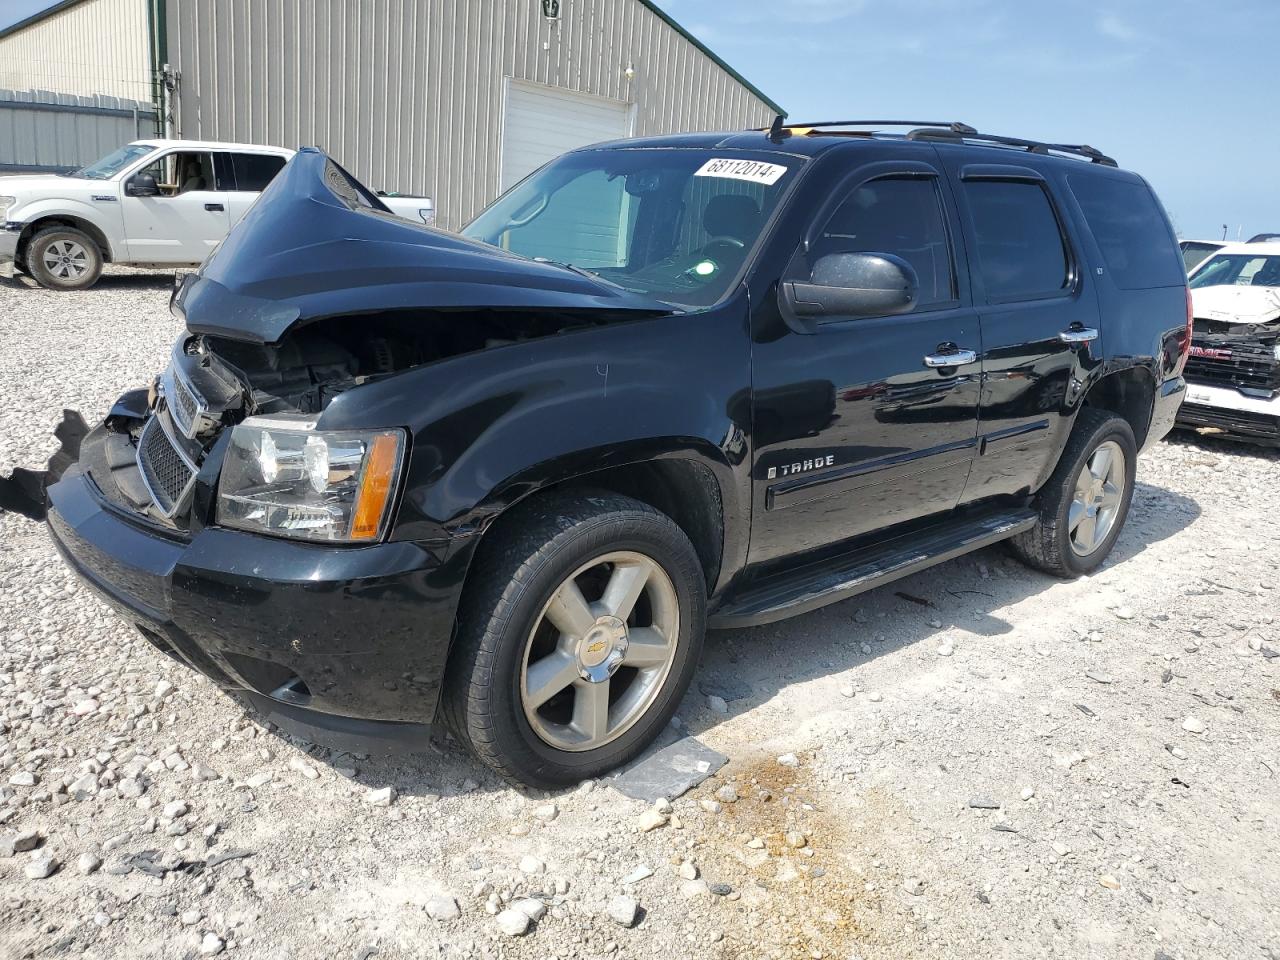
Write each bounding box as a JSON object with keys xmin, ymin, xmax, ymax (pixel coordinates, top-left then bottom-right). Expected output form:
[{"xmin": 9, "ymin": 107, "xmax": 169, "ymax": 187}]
[
  {"xmin": 1191, "ymin": 284, "xmax": 1280, "ymax": 326},
  {"xmin": 172, "ymin": 147, "xmax": 672, "ymax": 344}
]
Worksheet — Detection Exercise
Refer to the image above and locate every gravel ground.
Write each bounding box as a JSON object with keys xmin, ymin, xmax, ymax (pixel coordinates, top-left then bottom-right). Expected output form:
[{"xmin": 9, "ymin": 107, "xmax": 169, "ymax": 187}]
[{"xmin": 2, "ymin": 268, "xmax": 1279, "ymax": 960}]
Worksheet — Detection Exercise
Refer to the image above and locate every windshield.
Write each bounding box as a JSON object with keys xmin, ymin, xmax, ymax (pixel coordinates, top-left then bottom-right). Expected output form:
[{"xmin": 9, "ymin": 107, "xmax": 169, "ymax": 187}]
[
  {"xmin": 71, "ymin": 144, "xmax": 156, "ymax": 180},
  {"xmin": 461, "ymin": 149, "xmax": 801, "ymax": 307},
  {"xmin": 1190, "ymin": 253, "xmax": 1280, "ymax": 289}
]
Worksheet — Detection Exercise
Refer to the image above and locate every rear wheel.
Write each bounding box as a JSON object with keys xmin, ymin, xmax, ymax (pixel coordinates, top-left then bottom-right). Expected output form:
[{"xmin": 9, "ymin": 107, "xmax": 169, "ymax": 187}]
[
  {"xmin": 444, "ymin": 491, "xmax": 706, "ymax": 788},
  {"xmin": 1010, "ymin": 408, "xmax": 1137, "ymax": 577},
  {"xmin": 27, "ymin": 227, "xmax": 103, "ymax": 290}
]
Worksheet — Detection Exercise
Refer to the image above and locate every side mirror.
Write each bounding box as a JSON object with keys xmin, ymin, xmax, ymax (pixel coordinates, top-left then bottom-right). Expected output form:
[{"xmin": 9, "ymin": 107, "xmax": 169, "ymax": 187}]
[
  {"xmin": 781, "ymin": 252, "xmax": 918, "ymax": 322},
  {"xmin": 125, "ymin": 173, "xmax": 159, "ymax": 197}
]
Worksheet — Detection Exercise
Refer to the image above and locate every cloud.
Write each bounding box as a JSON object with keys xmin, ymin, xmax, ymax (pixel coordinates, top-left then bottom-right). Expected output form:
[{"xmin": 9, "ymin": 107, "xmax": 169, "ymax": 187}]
[{"xmin": 1097, "ymin": 12, "xmax": 1139, "ymax": 42}]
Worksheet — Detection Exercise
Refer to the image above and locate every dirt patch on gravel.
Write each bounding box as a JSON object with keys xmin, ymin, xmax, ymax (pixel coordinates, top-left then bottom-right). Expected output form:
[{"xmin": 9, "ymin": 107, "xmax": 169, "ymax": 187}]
[{"xmin": 690, "ymin": 754, "xmax": 916, "ymax": 959}]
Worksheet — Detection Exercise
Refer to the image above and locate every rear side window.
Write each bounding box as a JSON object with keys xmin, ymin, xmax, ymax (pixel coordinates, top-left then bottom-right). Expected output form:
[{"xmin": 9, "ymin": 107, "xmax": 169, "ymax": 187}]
[
  {"xmin": 1069, "ymin": 175, "xmax": 1184, "ymax": 288},
  {"xmin": 230, "ymin": 153, "xmax": 287, "ymax": 191},
  {"xmin": 964, "ymin": 180, "xmax": 1069, "ymax": 301}
]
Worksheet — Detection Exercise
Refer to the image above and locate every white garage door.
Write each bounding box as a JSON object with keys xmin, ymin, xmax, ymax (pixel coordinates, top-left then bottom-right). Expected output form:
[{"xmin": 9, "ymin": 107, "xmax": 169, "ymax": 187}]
[{"xmin": 501, "ymin": 81, "xmax": 632, "ymax": 191}]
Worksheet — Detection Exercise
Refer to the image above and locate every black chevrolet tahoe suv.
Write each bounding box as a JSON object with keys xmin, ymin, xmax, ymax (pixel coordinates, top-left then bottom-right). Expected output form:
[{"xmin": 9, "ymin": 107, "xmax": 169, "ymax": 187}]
[{"xmin": 44, "ymin": 120, "xmax": 1191, "ymax": 787}]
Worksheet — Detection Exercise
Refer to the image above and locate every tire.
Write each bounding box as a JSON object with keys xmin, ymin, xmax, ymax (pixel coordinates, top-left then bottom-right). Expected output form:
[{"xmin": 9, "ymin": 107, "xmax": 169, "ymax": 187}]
[
  {"xmin": 1010, "ymin": 408, "xmax": 1138, "ymax": 578},
  {"xmin": 443, "ymin": 490, "xmax": 707, "ymax": 788},
  {"xmin": 26, "ymin": 227, "xmax": 103, "ymax": 290}
]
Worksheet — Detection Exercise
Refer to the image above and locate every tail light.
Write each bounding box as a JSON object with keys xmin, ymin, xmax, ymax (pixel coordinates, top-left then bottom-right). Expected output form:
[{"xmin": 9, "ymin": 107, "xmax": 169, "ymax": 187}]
[{"xmin": 1175, "ymin": 286, "xmax": 1193, "ymax": 361}]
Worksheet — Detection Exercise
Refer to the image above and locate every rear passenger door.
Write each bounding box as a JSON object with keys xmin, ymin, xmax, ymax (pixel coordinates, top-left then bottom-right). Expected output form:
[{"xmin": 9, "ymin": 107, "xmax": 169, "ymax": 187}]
[
  {"xmin": 218, "ymin": 151, "xmax": 289, "ymax": 226},
  {"xmin": 940, "ymin": 160, "xmax": 1102, "ymax": 503}
]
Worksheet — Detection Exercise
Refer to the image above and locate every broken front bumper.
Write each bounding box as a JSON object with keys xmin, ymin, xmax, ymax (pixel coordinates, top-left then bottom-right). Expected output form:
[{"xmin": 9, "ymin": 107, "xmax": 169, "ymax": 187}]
[
  {"xmin": 45, "ymin": 426, "xmax": 472, "ymax": 744},
  {"xmin": 0, "ymin": 223, "xmax": 21, "ymax": 278},
  {"xmin": 1176, "ymin": 382, "xmax": 1280, "ymax": 445}
]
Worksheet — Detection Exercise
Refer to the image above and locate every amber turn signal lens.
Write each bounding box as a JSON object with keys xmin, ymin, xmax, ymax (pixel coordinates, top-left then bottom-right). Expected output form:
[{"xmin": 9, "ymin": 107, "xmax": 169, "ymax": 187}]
[{"xmin": 350, "ymin": 432, "xmax": 402, "ymax": 541}]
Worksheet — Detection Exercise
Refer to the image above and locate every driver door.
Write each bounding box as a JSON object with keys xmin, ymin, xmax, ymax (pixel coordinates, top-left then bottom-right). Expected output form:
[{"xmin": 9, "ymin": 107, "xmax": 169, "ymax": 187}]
[
  {"xmin": 748, "ymin": 157, "xmax": 982, "ymax": 565},
  {"xmin": 121, "ymin": 150, "xmax": 230, "ymax": 264}
]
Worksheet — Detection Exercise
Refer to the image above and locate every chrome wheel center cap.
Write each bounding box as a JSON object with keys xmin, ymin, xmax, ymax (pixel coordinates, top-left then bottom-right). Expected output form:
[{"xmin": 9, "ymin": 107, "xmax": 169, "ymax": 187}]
[{"xmin": 577, "ymin": 615, "xmax": 628, "ymax": 682}]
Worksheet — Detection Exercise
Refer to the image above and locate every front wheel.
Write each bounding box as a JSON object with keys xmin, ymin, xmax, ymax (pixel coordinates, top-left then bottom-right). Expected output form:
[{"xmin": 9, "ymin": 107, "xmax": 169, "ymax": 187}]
[
  {"xmin": 443, "ymin": 491, "xmax": 706, "ymax": 788},
  {"xmin": 1010, "ymin": 408, "xmax": 1137, "ymax": 577},
  {"xmin": 27, "ymin": 227, "xmax": 103, "ymax": 290}
]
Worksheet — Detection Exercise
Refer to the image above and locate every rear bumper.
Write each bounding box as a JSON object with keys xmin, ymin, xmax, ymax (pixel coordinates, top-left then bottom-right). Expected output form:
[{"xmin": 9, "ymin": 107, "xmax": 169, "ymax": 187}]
[
  {"xmin": 1144, "ymin": 375, "xmax": 1186, "ymax": 451},
  {"xmin": 0, "ymin": 222, "xmax": 21, "ymax": 278},
  {"xmin": 46, "ymin": 457, "xmax": 470, "ymax": 736}
]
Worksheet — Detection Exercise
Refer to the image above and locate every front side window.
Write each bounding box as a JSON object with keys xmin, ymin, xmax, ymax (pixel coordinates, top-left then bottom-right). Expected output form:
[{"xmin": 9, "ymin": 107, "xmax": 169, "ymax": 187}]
[
  {"xmin": 965, "ymin": 180, "xmax": 1070, "ymax": 301},
  {"xmin": 805, "ymin": 176, "xmax": 956, "ymax": 309},
  {"xmin": 1189, "ymin": 254, "xmax": 1280, "ymax": 289},
  {"xmin": 462, "ymin": 149, "xmax": 802, "ymax": 308},
  {"xmin": 134, "ymin": 152, "xmax": 218, "ymax": 196},
  {"xmin": 230, "ymin": 152, "xmax": 287, "ymax": 191},
  {"xmin": 72, "ymin": 144, "xmax": 156, "ymax": 180}
]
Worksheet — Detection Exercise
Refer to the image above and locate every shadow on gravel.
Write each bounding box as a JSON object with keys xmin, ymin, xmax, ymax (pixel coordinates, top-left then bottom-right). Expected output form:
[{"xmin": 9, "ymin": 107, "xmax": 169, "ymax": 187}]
[
  {"xmin": 679, "ymin": 478, "xmax": 1201, "ymax": 744},
  {"xmin": 218, "ymin": 480, "xmax": 1203, "ymax": 798},
  {"xmin": 0, "ymin": 272, "xmax": 177, "ymax": 292},
  {"xmin": 1166, "ymin": 428, "xmax": 1280, "ymax": 462}
]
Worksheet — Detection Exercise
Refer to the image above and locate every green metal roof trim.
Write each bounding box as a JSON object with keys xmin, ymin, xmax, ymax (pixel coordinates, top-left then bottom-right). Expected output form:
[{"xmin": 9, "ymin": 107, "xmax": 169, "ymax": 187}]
[
  {"xmin": 0, "ymin": 0, "xmax": 87, "ymax": 41},
  {"xmin": 638, "ymin": 0, "xmax": 785, "ymax": 117}
]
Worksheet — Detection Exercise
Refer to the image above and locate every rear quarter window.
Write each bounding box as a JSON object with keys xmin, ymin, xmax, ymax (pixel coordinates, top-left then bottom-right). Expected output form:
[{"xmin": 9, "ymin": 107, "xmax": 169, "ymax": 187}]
[{"xmin": 1069, "ymin": 175, "xmax": 1184, "ymax": 289}]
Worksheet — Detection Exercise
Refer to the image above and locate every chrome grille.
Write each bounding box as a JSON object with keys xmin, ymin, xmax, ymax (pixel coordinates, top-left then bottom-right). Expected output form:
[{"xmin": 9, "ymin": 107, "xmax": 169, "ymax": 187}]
[
  {"xmin": 136, "ymin": 416, "xmax": 197, "ymax": 518},
  {"xmin": 169, "ymin": 370, "xmax": 201, "ymax": 437},
  {"xmin": 1186, "ymin": 346, "xmax": 1280, "ymax": 393}
]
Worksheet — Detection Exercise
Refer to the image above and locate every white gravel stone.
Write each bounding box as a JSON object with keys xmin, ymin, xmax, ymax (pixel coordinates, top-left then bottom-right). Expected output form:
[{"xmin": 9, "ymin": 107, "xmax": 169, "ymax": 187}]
[
  {"xmin": 518, "ymin": 855, "xmax": 546, "ymax": 875},
  {"xmin": 621, "ymin": 864, "xmax": 654, "ymax": 884},
  {"xmin": 25, "ymin": 853, "xmax": 59, "ymax": 879},
  {"xmin": 77, "ymin": 853, "xmax": 102, "ymax": 875},
  {"xmin": 198, "ymin": 932, "xmax": 225, "ymax": 955},
  {"xmin": 606, "ymin": 894, "xmax": 639, "ymax": 927},
  {"xmin": 365, "ymin": 786, "xmax": 396, "ymax": 806},
  {"xmin": 425, "ymin": 895, "xmax": 461, "ymax": 921},
  {"xmin": 495, "ymin": 909, "xmax": 531, "ymax": 937},
  {"xmin": 1182, "ymin": 717, "xmax": 1207, "ymax": 734},
  {"xmin": 512, "ymin": 898, "xmax": 546, "ymax": 921}
]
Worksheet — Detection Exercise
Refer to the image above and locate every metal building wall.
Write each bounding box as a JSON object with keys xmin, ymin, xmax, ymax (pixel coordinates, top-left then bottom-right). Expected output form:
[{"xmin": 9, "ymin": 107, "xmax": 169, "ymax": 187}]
[
  {"xmin": 166, "ymin": 0, "xmax": 778, "ymax": 229},
  {"xmin": 0, "ymin": 0, "xmax": 151, "ymax": 103},
  {"xmin": 0, "ymin": 88, "xmax": 157, "ymax": 172}
]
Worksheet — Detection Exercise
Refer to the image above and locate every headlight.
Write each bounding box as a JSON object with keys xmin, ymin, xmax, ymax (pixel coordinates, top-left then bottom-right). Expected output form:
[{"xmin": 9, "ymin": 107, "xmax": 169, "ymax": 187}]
[
  {"xmin": 216, "ymin": 417, "xmax": 406, "ymax": 543},
  {"xmin": 0, "ymin": 196, "xmax": 15, "ymax": 220}
]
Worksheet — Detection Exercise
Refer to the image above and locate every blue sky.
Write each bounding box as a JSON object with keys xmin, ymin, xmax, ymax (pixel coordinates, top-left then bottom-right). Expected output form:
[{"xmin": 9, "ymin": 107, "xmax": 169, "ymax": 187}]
[
  {"xmin": 665, "ymin": 0, "xmax": 1280, "ymax": 241},
  {"xmin": 4, "ymin": 0, "xmax": 1276, "ymax": 239}
]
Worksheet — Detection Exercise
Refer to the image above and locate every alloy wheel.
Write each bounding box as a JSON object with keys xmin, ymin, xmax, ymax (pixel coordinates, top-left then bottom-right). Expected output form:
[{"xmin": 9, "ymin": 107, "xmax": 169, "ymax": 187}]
[
  {"xmin": 1068, "ymin": 439, "xmax": 1125, "ymax": 556},
  {"xmin": 519, "ymin": 551, "xmax": 680, "ymax": 752},
  {"xmin": 41, "ymin": 239, "xmax": 91, "ymax": 281}
]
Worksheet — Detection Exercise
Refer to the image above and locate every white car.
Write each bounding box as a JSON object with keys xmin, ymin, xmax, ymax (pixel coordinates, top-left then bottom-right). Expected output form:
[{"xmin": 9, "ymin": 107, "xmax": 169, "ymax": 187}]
[
  {"xmin": 0, "ymin": 139, "xmax": 434, "ymax": 290},
  {"xmin": 1177, "ymin": 241, "xmax": 1280, "ymax": 445}
]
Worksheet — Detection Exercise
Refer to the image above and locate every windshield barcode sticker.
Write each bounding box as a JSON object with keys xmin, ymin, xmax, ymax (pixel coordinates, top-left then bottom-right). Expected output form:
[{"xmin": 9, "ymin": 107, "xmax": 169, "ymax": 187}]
[{"xmin": 693, "ymin": 158, "xmax": 787, "ymax": 185}]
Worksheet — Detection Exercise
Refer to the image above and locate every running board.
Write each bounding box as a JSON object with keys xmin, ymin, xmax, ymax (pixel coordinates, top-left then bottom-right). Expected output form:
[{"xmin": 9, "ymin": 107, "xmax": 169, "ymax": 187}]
[{"xmin": 709, "ymin": 507, "xmax": 1037, "ymax": 629}]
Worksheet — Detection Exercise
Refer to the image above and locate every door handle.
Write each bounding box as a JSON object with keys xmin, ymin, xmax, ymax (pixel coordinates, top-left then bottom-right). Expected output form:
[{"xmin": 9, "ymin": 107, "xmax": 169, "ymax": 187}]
[
  {"xmin": 1059, "ymin": 327, "xmax": 1098, "ymax": 344},
  {"xmin": 204, "ymin": 203, "xmax": 224, "ymax": 212},
  {"xmin": 923, "ymin": 349, "xmax": 978, "ymax": 368}
]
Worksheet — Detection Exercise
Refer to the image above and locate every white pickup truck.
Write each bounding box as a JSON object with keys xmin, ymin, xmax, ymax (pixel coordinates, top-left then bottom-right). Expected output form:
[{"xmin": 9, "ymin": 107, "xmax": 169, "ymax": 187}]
[{"xmin": 0, "ymin": 139, "xmax": 434, "ymax": 290}]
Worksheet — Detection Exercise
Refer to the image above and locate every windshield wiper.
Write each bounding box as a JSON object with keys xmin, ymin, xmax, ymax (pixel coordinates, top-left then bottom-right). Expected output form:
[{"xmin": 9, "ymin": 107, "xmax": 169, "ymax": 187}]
[{"xmin": 532, "ymin": 257, "xmax": 600, "ymax": 281}]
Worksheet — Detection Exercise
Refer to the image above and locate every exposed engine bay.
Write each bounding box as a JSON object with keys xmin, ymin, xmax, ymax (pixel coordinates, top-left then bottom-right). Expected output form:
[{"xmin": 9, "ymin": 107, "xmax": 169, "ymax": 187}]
[
  {"xmin": 71, "ymin": 306, "xmax": 640, "ymax": 530},
  {"xmin": 202, "ymin": 307, "xmax": 623, "ymax": 417}
]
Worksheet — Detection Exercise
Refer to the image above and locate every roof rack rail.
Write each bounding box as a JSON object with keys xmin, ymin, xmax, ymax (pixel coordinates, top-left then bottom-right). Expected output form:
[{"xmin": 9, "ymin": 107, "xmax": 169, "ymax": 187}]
[
  {"xmin": 766, "ymin": 117, "xmax": 976, "ymax": 139},
  {"xmin": 762, "ymin": 115, "xmax": 1116, "ymax": 166}
]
